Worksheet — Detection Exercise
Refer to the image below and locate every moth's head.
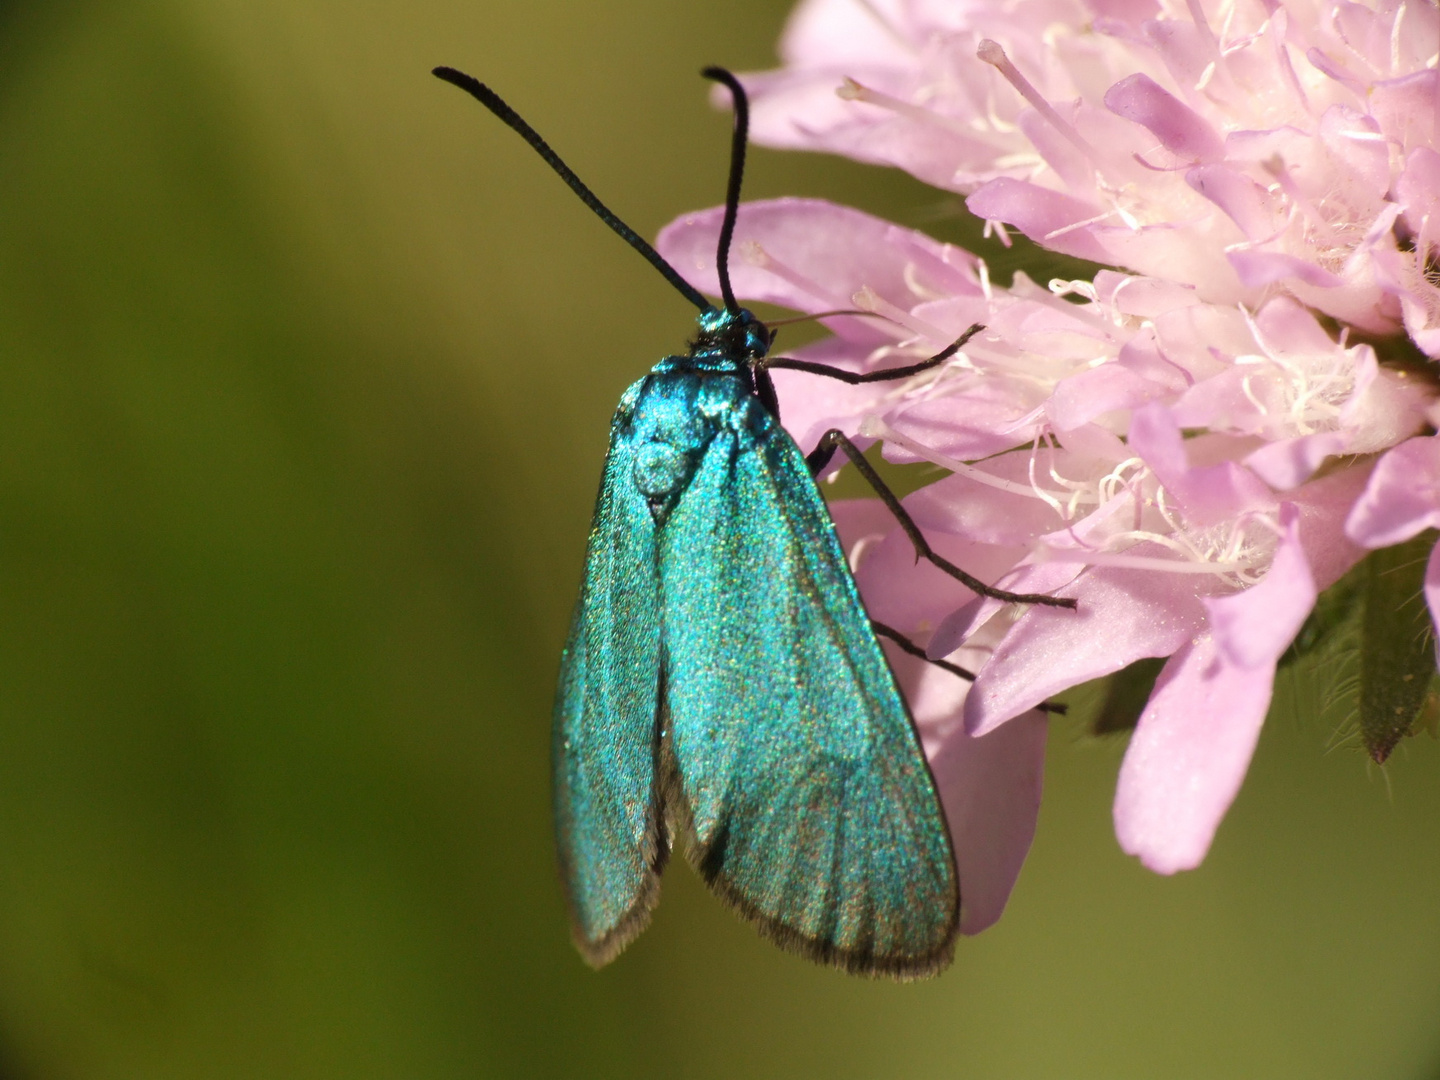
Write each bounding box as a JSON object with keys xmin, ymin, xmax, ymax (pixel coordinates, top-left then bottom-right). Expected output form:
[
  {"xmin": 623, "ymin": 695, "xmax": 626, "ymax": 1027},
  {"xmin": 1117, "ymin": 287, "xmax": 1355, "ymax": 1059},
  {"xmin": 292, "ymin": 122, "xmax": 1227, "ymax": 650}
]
[{"xmin": 689, "ymin": 307, "xmax": 770, "ymax": 370}]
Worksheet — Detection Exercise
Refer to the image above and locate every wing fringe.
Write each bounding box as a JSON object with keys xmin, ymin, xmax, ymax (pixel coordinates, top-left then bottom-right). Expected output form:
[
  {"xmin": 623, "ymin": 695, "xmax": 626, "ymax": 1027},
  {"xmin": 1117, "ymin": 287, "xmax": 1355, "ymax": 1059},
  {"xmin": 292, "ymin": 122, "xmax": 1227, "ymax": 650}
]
[{"xmin": 663, "ymin": 734, "xmax": 958, "ymax": 981}]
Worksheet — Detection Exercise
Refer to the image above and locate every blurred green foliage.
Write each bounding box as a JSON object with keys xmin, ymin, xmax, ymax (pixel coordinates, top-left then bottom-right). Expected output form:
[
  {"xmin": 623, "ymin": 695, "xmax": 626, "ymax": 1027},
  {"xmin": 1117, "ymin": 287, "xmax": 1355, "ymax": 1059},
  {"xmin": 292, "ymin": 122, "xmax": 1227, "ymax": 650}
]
[{"xmin": 0, "ymin": 1, "xmax": 1437, "ymax": 1077}]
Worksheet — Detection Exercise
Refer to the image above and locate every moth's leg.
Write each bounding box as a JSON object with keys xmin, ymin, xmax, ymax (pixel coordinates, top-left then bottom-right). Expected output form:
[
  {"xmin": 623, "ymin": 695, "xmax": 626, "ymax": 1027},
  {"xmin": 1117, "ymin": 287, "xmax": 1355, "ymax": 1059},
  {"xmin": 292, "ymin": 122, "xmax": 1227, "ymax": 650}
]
[
  {"xmin": 765, "ymin": 322, "xmax": 982, "ymax": 394},
  {"xmin": 753, "ymin": 364, "xmax": 781, "ymax": 421},
  {"xmin": 811, "ymin": 429, "xmax": 1078, "ymax": 610},
  {"xmin": 778, "ymin": 325, "xmax": 981, "ymax": 473},
  {"xmin": 871, "ymin": 621, "xmax": 976, "ymax": 682},
  {"xmin": 871, "ymin": 621, "xmax": 1067, "ymax": 715}
]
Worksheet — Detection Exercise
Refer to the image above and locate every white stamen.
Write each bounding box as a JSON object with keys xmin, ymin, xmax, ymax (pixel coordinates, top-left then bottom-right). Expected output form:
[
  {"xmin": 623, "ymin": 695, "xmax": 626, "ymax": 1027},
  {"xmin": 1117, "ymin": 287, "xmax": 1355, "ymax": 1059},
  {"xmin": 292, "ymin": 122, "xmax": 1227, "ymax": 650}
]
[
  {"xmin": 838, "ymin": 78, "xmax": 976, "ymax": 138},
  {"xmin": 901, "ymin": 261, "xmax": 948, "ymax": 303},
  {"xmin": 982, "ymin": 84, "xmax": 1021, "ymax": 135},
  {"xmin": 1044, "ymin": 207, "xmax": 1126, "ymax": 241},
  {"xmin": 983, "ymin": 219, "xmax": 1014, "ymax": 248},
  {"xmin": 1050, "ymin": 278, "xmax": 1100, "ymax": 302},
  {"xmin": 1033, "ymin": 547, "xmax": 1259, "ymax": 574},
  {"xmin": 1028, "ymin": 435, "xmax": 1068, "ymax": 517},
  {"xmin": 739, "ymin": 240, "xmax": 859, "ymax": 313},
  {"xmin": 860, "ymin": 418, "xmax": 1078, "ymax": 502},
  {"xmin": 1096, "ymin": 458, "xmax": 1148, "ymax": 505},
  {"xmin": 852, "ymin": 286, "xmax": 952, "ymax": 343},
  {"xmin": 1391, "ymin": 2, "xmax": 1407, "ymax": 75},
  {"xmin": 976, "ymin": 39, "xmax": 1105, "ymax": 170}
]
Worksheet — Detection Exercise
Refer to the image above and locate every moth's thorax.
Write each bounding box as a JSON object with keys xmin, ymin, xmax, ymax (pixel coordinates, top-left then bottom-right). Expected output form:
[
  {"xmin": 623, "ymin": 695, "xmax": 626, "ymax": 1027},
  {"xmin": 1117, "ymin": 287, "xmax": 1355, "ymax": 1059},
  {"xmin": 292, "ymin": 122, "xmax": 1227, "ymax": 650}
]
[
  {"xmin": 616, "ymin": 367, "xmax": 771, "ymax": 525},
  {"xmin": 652, "ymin": 306, "xmax": 770, "ymax": 377}
]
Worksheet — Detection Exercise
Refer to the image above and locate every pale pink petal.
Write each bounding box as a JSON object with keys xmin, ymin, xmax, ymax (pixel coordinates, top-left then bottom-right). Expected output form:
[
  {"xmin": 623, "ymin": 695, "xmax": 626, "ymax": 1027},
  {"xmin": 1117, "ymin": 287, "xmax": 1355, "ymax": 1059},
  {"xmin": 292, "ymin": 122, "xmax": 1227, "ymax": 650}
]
[
  {"xmin": 1243, "ymin": 433, "xmax": 1347, "ymax": 490},
  {"xmin": 962, "ymin": 555, "xmax": 1212, "ymax": 734},
  {"xmin": 1046, "ymin": 363, "xmax": 1170, "ymax": 430},
  {"xmin": 773, "ymin": 0, "xmax": 940, "ymax": 69},
  {"xmin": 1115, "ymin": 329, "xmax": 1194, "ymax": 390},
  {"xmin": 1345, "ymin": 435, "xmax": 1440, "ymax": 547},
  {"xmin": 1205, "ymin": 504, "xmax": 1315, "ymax": 668},
  {"xmin": 1371, "ymin": 70, "xmax": 1439, "ymax": 160},
  {"xmin": 1396, "ymin": 147, "xmax": 1440, "ymax": 251},
  {"xmin": 853, "ymin": 526, "xmax": 1012, "ymax": 629},
  {"xmin": 1054, "ymin": 420, "xmax": 1131, "ymax": 462},
  {"xmin": 1168, "ymin": 366, "xmax": 1265, "ymax": 430},
  {"xmin": 1112, "ymin": 634, "xmax": 1273, "ymax": 873},
  {"xmin": 966, "ymin": 179, "xmax": 1112, "ymax": 262},
  {"xmin": 932, "ymin": 707, "xmax": 1048, "ymax": 934},
  {"xmin": 656, "ymin": 198, "xmax": 981, "ymax": 345},
  {"xmin": 1128, "ymin": 403, "xmax": 1275, "ymax": 525},
  {"xmin": 883, "ymin": 389, "xmax": 1052, "ymax": 462},
  {"xmin": 1288, "ymin": 463, "xmax": 1372, "ymax": 590},
  {"xmin": 1317, "ymin": 106, "xmax": 1389, "ymax": 202},
  {"xmin": 768, "ymin": 340, "xmax": 891, "ymax": 453},
  {"xmin": 1143, "ymin": 16, "xmax": 1215, "ymax": 88},
  {"xmin": 902, "ymin": 467, "xmax": 1068, "ymax": 547},
  {"xmin": 1252, "ymin": 295, "xmax": 1342, "ymax": 352},
  {"xmin": 1116, "ymin": 506, "xmax": 1314, "ymax": 872},
  {"xmin": 1101, "ymin": 272, "xmax": 1201, "ymax": 319},
  {"xmin": 1186, "ymin": 164, "xmax": 1280, "ymax": 241},
  {"xmin": 1104, "ymin": 73, "xmax": 1224, "ymax": 160},
  {"xmin": 1227, "ymin": 250, "xmax": 1344, "ymax": 289},
  {"xmin": 826, "ymin": 497, "xmax": 895, "ymax": 550},
  {"xmin": 929, "ymin": 558, "xmax": 1086, "ymax": 659}
]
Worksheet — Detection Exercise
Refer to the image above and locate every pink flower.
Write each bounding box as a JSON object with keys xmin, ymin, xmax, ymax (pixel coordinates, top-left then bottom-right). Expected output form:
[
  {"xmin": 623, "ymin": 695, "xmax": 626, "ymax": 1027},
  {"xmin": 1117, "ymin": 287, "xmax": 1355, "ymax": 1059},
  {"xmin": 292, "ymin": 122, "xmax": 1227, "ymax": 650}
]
[
  {"xmin": 657, "ymin": 0, "xmax": 1438, "ymax": 910},
  {"xmin": 657, "ymin": 194, "xmax": 1426, "ymax": 885}
]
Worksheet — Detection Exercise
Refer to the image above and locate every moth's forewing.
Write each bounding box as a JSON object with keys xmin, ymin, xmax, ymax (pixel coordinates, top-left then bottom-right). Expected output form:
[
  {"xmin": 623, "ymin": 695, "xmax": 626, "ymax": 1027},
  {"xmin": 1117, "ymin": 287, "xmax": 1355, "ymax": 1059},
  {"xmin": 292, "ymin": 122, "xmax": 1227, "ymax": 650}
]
[
  {"xmin": 553, "ymin": 385, "xmax": 668, "ymax": 966},
  {"xmin": 657, "ymin": 382, "xmax": 959, "ymax": 979}
]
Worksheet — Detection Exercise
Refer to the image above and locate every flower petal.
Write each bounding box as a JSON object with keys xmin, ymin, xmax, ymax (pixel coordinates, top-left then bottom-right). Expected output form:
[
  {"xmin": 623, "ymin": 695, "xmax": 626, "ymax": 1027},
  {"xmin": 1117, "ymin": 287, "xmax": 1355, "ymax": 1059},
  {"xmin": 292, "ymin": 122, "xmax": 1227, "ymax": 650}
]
[
  {"xmin": 1115, "ymin": 505, "xmax": 1314, "ymax": 872},
  {"xmin": 1345, "ymin": 435, "xmax": 1440, "ymax": 547},
  {"xmin": 1105, "ymin": 73, "xmax": 1224, "ymax": 160},
  {"xmin": 656, "ymin": 198, "xmax": 982, "ymax": 346},
  {"xmin": 1426, "ymin": 544, "xmax": 1440, "ymax": 670},
  {"xmin": 963, "ymin": 554, "xmax": 1211, "ymax": 734},
  {"xmin": 1129, "ymin": 402, "xmax": 1275, "ymax": 525},
  {"xmin": 1205, "ymin": 504, "xmax": 1315, "ymax": 668},
  {"xmin": 966, "ymin": 179, "xmax": 1112, "ymax": 263},
  {"xmin": 1112, "ymin": 633, "xmax": 1272, "ymax": 873},
  {"xmin": 1243, "ymin": 433, "xmax": 1347, "ymax": 490}
]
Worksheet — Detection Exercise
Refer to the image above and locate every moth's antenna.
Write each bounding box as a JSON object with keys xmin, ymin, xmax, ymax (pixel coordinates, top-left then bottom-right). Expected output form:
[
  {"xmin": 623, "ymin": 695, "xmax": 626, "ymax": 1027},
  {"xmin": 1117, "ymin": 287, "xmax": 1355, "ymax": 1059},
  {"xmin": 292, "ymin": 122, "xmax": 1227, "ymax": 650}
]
[
  {"xmin": 701, "ymin": 67, "xmax": 748, "ymax": 315},
  {"xmin": 433, "ymin": 66, "xmax": 711, "ymax": 313}
]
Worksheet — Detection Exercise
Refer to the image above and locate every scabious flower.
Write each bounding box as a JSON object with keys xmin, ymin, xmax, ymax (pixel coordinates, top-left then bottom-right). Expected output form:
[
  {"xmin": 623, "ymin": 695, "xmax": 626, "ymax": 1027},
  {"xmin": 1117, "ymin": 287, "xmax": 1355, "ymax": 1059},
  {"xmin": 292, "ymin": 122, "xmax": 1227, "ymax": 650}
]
[{"xmin": 659, "ymin": 0, "xmax": 1439, "ymax": 922}]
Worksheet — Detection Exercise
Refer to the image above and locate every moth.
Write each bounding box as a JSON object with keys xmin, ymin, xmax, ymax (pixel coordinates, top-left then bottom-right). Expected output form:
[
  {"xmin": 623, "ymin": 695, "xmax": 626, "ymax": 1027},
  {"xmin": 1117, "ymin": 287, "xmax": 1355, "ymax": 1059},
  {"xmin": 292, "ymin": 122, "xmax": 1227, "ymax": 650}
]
[{"xmin": 434, "ymin": 64, "xmax": 1073, "ymax": 978}]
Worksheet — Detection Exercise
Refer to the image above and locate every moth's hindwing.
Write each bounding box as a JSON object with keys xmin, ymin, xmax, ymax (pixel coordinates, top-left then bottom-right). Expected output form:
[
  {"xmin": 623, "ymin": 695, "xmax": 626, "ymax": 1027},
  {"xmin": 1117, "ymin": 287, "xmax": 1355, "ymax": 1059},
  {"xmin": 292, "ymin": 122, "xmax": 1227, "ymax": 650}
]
[
  {"xmin": 658, "ymin": 391, "xmax": 959, "ymax": 978},
  {"xmin": 553, "ymin": 390, "xmax": 667, "ymax": 966}
]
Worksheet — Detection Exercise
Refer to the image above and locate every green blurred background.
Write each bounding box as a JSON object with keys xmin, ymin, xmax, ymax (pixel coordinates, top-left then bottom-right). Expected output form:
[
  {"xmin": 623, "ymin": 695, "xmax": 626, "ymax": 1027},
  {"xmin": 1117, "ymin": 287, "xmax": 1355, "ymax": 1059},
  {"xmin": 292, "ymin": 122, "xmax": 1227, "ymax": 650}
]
[{"xmin": 1, "ymin": 1, "xmax": 1438, "ymax": 1076}]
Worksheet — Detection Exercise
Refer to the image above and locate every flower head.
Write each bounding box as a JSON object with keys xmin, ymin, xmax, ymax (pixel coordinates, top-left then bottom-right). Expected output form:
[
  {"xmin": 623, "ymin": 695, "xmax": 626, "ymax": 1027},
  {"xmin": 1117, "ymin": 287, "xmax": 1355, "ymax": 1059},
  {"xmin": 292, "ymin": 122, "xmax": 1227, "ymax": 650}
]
[{"xmin": 660, "ymin": 0, "xmax": 1438, "ymax": 904}]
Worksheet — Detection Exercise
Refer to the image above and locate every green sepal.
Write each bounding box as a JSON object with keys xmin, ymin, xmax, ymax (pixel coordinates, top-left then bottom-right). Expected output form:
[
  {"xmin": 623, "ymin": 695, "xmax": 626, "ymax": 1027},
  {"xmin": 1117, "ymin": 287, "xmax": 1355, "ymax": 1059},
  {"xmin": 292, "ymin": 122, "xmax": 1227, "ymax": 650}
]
[
  {"xmin": 1283, "ymin": 563, "xmax": 1362, "ymax": 665},
  {"xmin": 1282, "ymin": 531, "xmax": 1439, "ymax": 763},
  {"xmin": 1357, "ymin": 531, "xmax": 1439, "ymax": 763}
]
